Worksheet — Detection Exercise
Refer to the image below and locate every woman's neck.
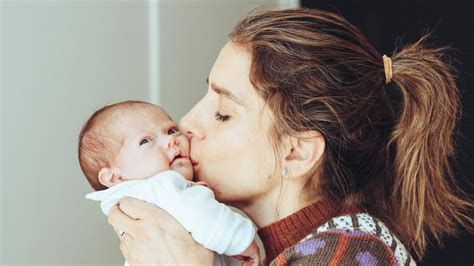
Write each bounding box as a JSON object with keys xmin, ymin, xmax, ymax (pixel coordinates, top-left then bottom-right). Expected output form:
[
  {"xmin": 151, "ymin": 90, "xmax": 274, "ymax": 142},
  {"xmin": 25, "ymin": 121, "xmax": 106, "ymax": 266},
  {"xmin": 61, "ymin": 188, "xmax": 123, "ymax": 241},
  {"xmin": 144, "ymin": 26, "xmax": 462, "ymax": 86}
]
[{"xmin": 238, "ymin": 180, "xmax": 322, "ymax": 228}]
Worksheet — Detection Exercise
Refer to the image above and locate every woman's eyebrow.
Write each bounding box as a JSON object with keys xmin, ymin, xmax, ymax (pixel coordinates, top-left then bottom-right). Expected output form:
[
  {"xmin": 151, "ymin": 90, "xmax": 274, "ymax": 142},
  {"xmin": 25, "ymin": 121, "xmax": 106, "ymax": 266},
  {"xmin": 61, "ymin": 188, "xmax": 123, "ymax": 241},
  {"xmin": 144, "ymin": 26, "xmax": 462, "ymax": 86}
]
[{"xmin": 206, "ymin": 77, "xmax": 243, "ymax": 106}]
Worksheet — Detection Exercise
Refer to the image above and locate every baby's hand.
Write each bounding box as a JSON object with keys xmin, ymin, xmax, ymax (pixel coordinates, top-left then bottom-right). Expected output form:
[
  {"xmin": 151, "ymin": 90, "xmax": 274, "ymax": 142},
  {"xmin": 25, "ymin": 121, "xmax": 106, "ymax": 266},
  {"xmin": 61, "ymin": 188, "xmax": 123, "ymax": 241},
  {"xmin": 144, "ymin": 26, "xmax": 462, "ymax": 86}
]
[{"xmin": 232, "ymin": 240, "xmax": 260, "ymax": 266}]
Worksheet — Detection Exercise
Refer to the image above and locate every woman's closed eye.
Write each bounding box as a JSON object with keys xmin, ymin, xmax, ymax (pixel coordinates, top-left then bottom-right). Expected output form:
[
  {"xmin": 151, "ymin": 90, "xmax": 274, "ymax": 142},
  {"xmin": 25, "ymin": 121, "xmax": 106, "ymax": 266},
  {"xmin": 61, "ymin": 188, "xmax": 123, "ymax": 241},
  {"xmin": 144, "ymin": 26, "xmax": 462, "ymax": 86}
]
[{"xmin": 215, "ymin": 111, "xmax": 231, "ymax": 122}]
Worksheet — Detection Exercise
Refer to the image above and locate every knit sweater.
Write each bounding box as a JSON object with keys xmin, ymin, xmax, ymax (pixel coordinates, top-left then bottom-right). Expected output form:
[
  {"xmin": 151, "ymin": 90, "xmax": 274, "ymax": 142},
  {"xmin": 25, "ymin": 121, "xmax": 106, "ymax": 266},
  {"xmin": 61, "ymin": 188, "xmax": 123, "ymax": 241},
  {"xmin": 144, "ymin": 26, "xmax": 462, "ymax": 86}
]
[{"xmin": 257, "ymin": 200, "xmax": 416, "ymax": 265}]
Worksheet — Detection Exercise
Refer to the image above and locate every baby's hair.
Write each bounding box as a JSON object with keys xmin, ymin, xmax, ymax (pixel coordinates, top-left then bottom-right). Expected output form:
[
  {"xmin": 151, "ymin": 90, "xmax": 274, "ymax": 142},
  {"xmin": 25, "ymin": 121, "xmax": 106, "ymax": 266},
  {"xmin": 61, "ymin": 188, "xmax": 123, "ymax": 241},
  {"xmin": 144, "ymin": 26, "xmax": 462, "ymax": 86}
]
[{"xmin": 78, "ymin": 100, "xmax": 153, "ymax": 191}]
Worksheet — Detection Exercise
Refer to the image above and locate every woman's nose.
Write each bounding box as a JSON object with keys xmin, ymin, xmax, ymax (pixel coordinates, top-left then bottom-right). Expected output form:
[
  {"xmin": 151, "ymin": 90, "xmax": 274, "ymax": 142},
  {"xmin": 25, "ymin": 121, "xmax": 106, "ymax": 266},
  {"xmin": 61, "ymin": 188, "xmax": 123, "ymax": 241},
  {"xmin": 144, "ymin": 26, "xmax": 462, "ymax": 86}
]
[
  {"xmin": 180, "ymin": 118, "xmax": 195, "ymax": 139},
  {"xmin": 180, "ymin": 110, "xmax": 204, "ymax": 140}
]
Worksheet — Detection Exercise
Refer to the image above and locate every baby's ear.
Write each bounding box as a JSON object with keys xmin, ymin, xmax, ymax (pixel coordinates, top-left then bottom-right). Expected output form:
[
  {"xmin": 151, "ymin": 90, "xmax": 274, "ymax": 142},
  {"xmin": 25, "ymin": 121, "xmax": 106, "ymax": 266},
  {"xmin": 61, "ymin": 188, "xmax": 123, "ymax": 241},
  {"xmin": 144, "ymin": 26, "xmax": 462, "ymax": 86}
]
[{"xmin": 98, "ymin": 167, "xmax": 125, "ymax": 187}]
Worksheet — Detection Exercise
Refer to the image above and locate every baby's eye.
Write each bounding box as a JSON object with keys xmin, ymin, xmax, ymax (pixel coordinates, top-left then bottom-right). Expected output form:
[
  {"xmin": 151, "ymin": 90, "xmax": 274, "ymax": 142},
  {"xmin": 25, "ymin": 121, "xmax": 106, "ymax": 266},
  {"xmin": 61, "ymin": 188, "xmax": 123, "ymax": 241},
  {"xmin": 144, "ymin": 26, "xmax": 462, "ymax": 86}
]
[
  {"xmin": 139, "ymin": 138, "xmax": 150, "ymax": 146},
  {"xmin": 168, "ymin": 126, "xmax": 180, "ymax": 135}
]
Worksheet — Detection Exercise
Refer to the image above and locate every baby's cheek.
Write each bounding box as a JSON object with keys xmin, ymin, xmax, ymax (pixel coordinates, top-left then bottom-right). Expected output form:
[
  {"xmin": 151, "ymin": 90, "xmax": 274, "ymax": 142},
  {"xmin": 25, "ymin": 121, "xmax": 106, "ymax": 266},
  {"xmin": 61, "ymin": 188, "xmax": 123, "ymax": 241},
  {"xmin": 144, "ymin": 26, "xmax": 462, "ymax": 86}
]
[{"xmin": 139, "ymin": 156, "xmax": 169, "ymax": 178}]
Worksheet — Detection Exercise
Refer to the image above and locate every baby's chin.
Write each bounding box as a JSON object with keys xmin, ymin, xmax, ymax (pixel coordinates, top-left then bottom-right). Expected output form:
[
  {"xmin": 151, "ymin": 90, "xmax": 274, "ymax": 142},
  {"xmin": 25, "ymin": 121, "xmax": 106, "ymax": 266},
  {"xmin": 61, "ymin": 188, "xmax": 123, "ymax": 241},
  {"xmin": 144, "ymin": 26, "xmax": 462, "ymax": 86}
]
[{"xmin": 170, "ymin": 158, "xmax": 193, "ymax": 181}]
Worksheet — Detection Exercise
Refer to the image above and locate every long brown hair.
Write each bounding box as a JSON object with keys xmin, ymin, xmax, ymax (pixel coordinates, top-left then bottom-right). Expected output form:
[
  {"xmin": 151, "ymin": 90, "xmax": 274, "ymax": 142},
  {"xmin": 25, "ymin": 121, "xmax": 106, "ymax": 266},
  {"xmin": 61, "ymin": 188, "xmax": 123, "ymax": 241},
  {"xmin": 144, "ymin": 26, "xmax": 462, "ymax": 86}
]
[{"xmin": 229, "ymin": 8, "xmax": 473, "ymax": 259}]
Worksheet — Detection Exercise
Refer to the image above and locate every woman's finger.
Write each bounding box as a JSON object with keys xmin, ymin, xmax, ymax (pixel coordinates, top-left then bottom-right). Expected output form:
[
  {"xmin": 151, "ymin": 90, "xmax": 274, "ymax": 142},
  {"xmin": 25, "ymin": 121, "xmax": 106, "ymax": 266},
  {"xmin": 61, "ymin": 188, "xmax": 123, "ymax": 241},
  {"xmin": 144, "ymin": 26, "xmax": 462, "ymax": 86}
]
[
  {"xmin": 118, "ymin": 197, "xmax": 156, "ymax": 220},
  {"xmin": 119, "ymin": 232, "xmax": 133, "ymax": 257},
  {"xmin": 120, "ymin": 237, "xmax": 137, "ymax": 265},
  {"xmin": 108, "ymin": 205, "xmax": 138, "ymax": 238}
]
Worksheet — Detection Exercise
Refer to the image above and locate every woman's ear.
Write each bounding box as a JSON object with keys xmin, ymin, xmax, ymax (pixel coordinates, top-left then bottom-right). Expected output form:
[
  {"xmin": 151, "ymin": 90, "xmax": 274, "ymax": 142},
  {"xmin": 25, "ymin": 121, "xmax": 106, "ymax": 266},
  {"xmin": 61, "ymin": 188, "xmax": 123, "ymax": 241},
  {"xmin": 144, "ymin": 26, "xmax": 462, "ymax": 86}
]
[
  {"xmin": 98, "ymin": 167, "xmax": 126, "ymax": 188},
  {"xmin": 283, "ymin": 131, "xmax": 325, "ymax": 179}
]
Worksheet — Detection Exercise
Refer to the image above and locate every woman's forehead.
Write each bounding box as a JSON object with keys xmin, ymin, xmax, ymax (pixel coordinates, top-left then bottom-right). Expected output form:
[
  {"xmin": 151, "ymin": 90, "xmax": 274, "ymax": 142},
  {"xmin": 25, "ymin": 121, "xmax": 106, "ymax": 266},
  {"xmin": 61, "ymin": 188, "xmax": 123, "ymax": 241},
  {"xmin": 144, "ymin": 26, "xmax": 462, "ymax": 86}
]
[{"xmin": 209, "ymin": 42, "xmax": 262, "ymax": 109}]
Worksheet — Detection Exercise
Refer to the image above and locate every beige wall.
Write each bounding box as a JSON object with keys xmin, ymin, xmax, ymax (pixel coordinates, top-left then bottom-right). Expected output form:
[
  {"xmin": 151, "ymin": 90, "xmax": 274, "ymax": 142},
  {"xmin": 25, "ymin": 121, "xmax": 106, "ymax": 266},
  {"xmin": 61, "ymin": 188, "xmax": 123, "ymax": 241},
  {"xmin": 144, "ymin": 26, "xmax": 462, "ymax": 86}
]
[
  {"xmin": 1, "ymin": 1, "xmax": 149, "ymax": 264},
  {"xmin": 0, "ymin": 0, "xmax": 297, "ymax": 264},
  {"xmin": 159, "ymin": 0, "xmax": 284, "ymax": 120}
]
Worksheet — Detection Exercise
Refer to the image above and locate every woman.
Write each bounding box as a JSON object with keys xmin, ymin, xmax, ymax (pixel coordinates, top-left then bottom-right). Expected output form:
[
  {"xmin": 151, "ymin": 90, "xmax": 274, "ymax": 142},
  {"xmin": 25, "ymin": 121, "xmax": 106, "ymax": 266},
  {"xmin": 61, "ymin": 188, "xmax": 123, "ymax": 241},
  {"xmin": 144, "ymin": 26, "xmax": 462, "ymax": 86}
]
[{"xmin": 108, "ymin": 8, "xmax": 473, "ymax": 265}]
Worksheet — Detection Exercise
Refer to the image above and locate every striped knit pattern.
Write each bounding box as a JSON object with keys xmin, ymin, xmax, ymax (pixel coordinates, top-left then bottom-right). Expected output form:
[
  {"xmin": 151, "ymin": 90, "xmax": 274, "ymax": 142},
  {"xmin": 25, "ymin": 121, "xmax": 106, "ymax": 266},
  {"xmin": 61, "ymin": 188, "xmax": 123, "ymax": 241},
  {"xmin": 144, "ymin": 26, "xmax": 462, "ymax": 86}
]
[
  {"xmin": 270, "ymin": 213, "xmax": 416, "ymax": 266},
  {"xmin": 258, "ymin": 199, "xmax": 337, "ymax": 263}
]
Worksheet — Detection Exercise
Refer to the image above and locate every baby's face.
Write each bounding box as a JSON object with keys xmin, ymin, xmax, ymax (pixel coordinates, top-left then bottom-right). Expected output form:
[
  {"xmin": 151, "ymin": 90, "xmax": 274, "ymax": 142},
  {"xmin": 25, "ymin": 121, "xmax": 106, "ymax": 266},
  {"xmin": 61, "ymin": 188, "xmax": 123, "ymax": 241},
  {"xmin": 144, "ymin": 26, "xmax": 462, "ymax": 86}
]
[{"xmin": 109, "ymin": 105, "xmax": 193, "ymax": 181}]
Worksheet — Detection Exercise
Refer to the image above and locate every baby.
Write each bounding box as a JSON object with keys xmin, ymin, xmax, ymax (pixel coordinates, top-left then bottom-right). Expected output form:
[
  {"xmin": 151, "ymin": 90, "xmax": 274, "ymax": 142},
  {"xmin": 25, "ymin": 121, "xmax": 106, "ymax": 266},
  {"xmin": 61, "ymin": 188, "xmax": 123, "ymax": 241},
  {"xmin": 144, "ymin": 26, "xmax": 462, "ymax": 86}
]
[{"xmin": 78, "ymin": 100, "xmax": 259, "ymax": 266}]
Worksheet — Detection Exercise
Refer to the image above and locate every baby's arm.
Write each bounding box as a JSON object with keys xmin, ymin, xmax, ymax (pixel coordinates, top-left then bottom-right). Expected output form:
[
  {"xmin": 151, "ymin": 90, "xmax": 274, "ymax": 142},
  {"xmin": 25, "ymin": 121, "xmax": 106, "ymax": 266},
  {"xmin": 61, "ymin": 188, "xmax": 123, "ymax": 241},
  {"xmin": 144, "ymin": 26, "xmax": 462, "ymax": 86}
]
[
  {"xmin": 148, "ymin": 171, "xmax": 255, "ymax": 256},
  {"xmin": 85, "ymin": 170, "xmax": 256, "ymax": 256}
]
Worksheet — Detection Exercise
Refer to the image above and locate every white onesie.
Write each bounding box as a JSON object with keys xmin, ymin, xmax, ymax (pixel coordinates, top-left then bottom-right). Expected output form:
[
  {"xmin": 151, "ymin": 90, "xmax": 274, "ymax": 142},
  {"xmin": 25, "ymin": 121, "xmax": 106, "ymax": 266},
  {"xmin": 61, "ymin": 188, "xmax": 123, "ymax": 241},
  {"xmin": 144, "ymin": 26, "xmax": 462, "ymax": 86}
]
[{"xmin": 85, "ymin": 170, "xmax": 255, "ymax": 265}]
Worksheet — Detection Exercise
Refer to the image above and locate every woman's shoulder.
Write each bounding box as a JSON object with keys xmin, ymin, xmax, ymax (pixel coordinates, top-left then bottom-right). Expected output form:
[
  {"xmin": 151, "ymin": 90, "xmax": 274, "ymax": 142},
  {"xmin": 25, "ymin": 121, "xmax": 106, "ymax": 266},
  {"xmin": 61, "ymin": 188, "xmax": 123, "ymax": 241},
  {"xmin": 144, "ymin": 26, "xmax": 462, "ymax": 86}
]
[{"xmin": 270, "ymin": 213, "xmax": 416, "ymax": 266}]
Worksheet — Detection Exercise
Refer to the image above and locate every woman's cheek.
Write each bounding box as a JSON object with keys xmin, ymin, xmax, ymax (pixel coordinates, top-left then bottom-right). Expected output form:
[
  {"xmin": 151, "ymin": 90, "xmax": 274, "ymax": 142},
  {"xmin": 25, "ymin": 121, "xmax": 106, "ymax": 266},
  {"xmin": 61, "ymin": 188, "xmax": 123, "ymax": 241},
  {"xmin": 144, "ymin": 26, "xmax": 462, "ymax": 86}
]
[{"xmin": 207, "ymin": 133, "xmax": 262, "ymax": 197}]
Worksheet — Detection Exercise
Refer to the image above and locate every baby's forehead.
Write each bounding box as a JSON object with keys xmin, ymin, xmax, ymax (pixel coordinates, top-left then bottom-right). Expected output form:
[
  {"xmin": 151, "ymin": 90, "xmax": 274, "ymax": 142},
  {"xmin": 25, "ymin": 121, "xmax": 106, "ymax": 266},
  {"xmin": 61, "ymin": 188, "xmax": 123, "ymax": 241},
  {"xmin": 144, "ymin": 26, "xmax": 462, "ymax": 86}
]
[
  {"xmin": 104, "ymin": 104, "xmax": 168, "ymax": 121},
  {"xmin": 125, "ymin": 104, "xmax": 172, "ymax": 122},
  {"xmin": 103, "ymin": 104, "xmax": 173, "ymax": 133}
]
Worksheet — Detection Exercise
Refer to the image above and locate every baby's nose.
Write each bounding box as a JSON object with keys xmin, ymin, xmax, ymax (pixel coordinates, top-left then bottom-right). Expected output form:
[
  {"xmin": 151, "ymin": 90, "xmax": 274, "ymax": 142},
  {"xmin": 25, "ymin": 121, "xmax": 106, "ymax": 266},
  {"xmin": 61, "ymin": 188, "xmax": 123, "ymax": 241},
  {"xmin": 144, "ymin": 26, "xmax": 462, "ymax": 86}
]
[
  {"xmin": 168, "ymin": 136, "xmax": 178, "ymax": 148},
  {"xmin": 167, "ymin": 141, "xmax": 180, "ymax": 159}
]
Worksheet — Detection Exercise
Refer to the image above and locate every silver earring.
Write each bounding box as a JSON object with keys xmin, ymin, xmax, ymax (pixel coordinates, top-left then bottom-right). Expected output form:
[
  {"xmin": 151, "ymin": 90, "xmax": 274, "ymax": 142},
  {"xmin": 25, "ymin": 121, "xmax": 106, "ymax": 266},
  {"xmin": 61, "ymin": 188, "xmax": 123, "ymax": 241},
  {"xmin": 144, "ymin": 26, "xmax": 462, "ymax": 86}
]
[{"xmin": 281, "ymin": 166, "xmax": 289, "ymax": 177}]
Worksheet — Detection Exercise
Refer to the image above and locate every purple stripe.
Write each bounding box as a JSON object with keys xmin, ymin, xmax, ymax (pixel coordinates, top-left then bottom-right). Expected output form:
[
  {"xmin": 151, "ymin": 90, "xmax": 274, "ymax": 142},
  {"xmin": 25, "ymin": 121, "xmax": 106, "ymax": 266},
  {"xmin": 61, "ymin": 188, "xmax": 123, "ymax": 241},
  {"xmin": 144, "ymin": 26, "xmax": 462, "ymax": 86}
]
[
  {"xmin": 295, "ymin": 238, "xmax": 326, "ymax": 256},
  {"xmin": 356, "ymin": 251, "xmax": 378, "ymax": 266}
]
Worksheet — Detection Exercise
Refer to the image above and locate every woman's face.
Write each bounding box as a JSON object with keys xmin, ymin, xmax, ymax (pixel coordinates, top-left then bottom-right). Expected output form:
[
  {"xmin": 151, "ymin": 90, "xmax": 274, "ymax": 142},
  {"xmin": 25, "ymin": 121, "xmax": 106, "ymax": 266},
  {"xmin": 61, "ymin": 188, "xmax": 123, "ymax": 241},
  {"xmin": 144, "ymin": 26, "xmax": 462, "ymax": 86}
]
[{"xmin": 180, "ymin": 42, "xmax": 280, "ymax": 206}]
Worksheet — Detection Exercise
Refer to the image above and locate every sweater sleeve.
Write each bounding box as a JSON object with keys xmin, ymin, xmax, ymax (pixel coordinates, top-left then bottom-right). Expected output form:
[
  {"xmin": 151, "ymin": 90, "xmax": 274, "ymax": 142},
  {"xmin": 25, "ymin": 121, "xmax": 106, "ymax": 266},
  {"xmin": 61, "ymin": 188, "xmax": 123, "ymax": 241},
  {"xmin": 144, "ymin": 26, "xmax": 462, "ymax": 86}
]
[{"xmin": 270, "ymin": 229, "xmax": 401, "ymax": 266}]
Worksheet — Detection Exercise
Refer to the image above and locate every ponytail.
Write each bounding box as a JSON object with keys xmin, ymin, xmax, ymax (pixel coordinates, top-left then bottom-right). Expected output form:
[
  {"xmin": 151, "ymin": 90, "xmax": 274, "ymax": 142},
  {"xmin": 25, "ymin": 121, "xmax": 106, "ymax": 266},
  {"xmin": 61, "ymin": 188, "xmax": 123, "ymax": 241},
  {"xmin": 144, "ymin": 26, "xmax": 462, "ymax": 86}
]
[{"xmin": 387, "ymin": 34, "xmax": 473, "ymax": 259}]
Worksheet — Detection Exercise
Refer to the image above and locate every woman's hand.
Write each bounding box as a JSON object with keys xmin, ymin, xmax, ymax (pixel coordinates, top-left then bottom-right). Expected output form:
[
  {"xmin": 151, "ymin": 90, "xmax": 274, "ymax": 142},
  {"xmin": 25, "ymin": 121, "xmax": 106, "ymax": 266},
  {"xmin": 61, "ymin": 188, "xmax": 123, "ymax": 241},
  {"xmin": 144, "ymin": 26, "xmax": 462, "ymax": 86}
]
[{"xmin": 108, "ymin": 197, "xmax": 214, "ymax": 265}]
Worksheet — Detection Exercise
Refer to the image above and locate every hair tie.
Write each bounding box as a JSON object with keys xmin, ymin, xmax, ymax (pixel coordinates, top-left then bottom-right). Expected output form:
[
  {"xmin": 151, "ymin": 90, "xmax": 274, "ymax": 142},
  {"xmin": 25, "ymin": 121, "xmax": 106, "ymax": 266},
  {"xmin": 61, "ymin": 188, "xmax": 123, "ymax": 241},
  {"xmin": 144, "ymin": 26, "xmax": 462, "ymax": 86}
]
[{"xmin": 382, "ymin": 55, "xmax": 393, "ymax": 84}]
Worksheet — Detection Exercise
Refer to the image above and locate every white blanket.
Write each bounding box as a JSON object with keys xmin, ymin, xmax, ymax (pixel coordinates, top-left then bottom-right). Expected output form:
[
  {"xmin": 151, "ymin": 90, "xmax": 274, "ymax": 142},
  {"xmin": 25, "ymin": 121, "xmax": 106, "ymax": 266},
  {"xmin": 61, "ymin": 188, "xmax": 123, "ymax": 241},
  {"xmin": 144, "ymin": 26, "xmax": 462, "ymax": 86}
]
[{"xmin": 85, "ymin": 170, "xmax": 255, "ymax": 257}]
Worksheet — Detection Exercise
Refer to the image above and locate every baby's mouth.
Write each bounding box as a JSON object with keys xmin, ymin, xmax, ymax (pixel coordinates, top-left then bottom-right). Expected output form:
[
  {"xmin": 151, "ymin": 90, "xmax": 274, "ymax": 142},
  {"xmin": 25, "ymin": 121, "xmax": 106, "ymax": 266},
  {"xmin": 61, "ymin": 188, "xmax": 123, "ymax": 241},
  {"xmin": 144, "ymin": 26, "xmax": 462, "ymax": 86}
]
[
  {"xmin": 171, "ymin": 154, "xmax": 183, "ymax": 163},
  {"xmin": 170, "ymin": 152, "xmax": 190, "ymax": 165}
]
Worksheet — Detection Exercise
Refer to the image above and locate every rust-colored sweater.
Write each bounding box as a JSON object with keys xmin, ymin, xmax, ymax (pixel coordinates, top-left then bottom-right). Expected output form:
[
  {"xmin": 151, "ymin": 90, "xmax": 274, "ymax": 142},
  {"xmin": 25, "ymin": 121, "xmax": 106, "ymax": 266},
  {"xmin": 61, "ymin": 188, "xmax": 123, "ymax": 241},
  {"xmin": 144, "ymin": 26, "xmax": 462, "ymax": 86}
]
[{"xmin": 257, "ymin": 199, "xmax": 416, "ymax": 265}]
